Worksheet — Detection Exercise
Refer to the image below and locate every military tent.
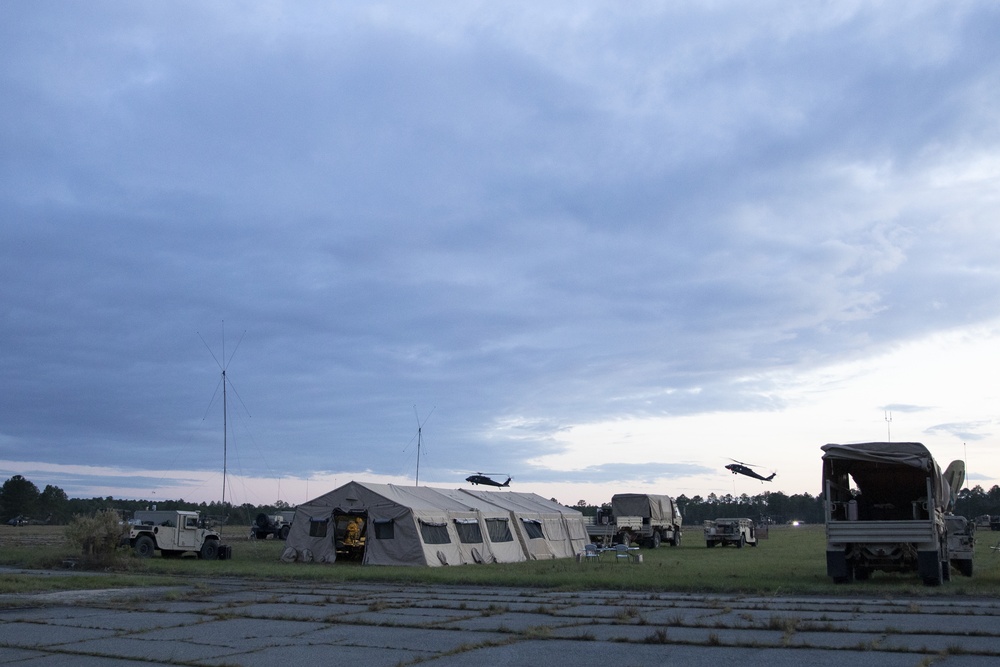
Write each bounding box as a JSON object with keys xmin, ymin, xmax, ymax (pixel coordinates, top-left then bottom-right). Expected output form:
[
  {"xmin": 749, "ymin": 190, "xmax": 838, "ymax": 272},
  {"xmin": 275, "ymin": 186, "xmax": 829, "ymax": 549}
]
[
  {"xmin": 281, "ymin": 481, "xmax": 587, "ymax": 566},
  {"xmin": 460, "ymin": 487, "xmax": 589, "ymax": 560}
]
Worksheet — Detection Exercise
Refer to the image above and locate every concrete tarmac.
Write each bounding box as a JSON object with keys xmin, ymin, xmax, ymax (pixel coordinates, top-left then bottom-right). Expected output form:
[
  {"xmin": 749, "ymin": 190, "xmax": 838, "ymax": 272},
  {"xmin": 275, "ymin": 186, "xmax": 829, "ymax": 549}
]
[{"xmin": 2, "ymin": 575, "xmax": 998, "ymax": 666}]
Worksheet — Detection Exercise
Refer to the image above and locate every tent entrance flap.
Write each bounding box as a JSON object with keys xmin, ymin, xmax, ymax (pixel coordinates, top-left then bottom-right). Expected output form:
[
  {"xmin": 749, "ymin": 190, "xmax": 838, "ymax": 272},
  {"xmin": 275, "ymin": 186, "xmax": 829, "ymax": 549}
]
[{"xmin": 333, "ymin": 509, "xmax": 368, "ymax": 561}]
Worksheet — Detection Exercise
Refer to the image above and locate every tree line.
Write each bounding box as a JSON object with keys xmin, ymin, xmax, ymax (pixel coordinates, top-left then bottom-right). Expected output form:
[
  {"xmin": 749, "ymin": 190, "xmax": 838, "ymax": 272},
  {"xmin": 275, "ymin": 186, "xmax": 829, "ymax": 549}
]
[
  {"xmin": 4, "ymin": 473, "xmax": 1000, "ymax": 527},
  {"xmin": 0, "ymin": 475, "xmax": 290, "ymax": 527}
]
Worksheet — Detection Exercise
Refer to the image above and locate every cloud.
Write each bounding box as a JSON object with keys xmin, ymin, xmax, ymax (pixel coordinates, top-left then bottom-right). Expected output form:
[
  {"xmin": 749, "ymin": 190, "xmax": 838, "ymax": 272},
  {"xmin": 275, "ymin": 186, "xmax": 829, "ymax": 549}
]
[
  {"xmin": 925, "ymin": 422, "xmax": 993, "ymax": 442},
  {"xmin": 2, "ymin": 2, "xmax": 1000, "ymax": 502}
]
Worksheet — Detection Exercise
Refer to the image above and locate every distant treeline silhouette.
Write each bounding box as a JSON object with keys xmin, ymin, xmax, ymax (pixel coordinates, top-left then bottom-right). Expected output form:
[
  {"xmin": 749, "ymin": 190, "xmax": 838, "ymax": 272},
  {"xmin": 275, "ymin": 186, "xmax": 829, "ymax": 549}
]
[{"xmin": 4, "ymin": 474, "xmax": 1000, "ymax": 527}]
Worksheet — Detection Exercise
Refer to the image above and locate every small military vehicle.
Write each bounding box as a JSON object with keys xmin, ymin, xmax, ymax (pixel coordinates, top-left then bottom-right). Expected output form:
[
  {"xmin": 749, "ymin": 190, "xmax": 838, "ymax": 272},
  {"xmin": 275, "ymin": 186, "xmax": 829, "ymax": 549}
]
[
  {"xmin": 704, "ymin": 518, "xmax": 758, "ymax": 547},
  {"xmin": 945, "ymin": 514, "xmax": 975, "ymax": 577},
  {"xmin": 125, "ymin": 510, "xmax": 229, "ymax": 559},
  {"xmin": 250, "ymin": 511, "xmax": 295, "ymax": 540}
]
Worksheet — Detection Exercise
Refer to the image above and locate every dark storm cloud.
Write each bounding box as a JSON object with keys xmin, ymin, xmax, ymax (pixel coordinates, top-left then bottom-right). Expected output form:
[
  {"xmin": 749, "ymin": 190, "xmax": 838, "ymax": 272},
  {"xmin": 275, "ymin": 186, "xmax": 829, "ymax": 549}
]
[{"xmin": 2, "ymin": 2, "xmax": 1000, "ymax": 492}]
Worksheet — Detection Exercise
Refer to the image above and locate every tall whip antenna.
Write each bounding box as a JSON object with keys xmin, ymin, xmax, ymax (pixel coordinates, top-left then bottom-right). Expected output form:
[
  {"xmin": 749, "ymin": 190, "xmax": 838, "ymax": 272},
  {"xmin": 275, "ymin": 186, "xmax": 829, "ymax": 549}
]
[
  {"xmin": 199, "ymin": 322, "xmax": 247, "ymax": 507},
  {"xmin": 413, "ymin": 406, "xmax": 435, "ymax": 486}
]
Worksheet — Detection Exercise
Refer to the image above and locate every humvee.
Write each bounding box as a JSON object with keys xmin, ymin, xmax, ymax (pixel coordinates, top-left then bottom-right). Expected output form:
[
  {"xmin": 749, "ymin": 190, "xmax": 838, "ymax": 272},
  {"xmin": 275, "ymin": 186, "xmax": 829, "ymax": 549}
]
[
  {"xmin": 704, "ymin": 518, "xmax": 758, "ymax": 548},
  {"xmin": 250, "ymin": 511, "xmax": 295, "ymax": 540},
  {"xmin": 125, "ymin": 510, "xmax": 229, "ymax": 559}
]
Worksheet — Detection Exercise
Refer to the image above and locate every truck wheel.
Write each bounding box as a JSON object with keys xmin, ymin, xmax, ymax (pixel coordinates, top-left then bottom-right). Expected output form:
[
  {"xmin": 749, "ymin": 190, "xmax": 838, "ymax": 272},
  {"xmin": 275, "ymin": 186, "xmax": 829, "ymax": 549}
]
[
  {"xmin": 918, "ymin": 551, "xmax": 942, "ymax": 586},
  {"xmin": 736, "ymin": 535, "xmax": 745, "ymax": 549},
  {"xmin": 651, "ymin": 531, "xmax": 661, "ymax": 548},
  {"xmin": 671, "ymin": 533, "xmax": 680, "ymax": 547},
  {"xmin": 199, "ymin": 540, "xmax": 219, "ymax": 560},
  {"xmin": 134, "ymin": 535, "xmax": 155, "ymax": 558},
  {"xmin": 279, "ymin": 525, "xmax": 290, "ymax": 540}
]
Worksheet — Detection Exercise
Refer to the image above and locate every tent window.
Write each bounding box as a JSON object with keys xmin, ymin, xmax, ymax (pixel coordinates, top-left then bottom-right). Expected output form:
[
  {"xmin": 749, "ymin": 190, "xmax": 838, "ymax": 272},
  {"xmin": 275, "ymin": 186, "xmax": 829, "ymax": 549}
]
[
  {"xmin": 454, "ymin": 519, "xmax": 483, "ymax": 544},
  {"xmin": 419, "ymin": 520, "xmax": 451, "ymax": 544},
  {"xmin": 486, "ymin": 518, "xmax": 513, "ymax": 542},
  {"xmin": 373, "ymin": 520, "xmax": 394, "ymax": 540},
  {"xmin": 521, "ymin": 518, "xmax": 545, "ymax": 539},
  {"xmin": 309, "ymin": 518, "xmax": 329, "ymax": 538}
]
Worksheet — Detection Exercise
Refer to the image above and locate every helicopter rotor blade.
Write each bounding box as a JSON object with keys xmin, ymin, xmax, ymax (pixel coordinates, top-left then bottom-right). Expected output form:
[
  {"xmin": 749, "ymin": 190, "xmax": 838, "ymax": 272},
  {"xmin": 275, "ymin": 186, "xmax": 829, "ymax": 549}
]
[{"xmin": 727, "ymin": 458, "xmax": 760, "ymax": 467}]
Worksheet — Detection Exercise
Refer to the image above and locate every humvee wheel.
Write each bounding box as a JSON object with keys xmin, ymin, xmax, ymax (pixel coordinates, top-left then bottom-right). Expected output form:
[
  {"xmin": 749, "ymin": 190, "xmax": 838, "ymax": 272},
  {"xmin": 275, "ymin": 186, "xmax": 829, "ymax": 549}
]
[
  {"xmin": 199, "ymin": 540, "xmax": 219, "ymax": 560},
  {"xmin": 279, "ymin": 525, "xmax": 290, "ymax": 540},
  {"xmin": 736, "ymin": 535, "xmax": 745, "ymax": 549},
  {"xmin": 134, "ymin": 535, "xmax": 155, "ymax": 558}
]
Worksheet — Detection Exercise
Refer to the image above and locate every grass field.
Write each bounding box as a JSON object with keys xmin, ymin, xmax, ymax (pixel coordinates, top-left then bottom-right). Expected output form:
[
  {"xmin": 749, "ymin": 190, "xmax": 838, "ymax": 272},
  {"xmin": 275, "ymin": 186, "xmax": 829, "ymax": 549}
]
[{"xmin": 4, "ymin": 523, "xmax": 1000, "ymax": 597}]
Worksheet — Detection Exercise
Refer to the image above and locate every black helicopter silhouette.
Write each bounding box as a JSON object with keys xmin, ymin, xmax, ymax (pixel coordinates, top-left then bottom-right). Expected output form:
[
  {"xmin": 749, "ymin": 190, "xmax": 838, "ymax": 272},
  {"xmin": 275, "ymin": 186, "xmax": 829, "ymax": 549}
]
[
  {"xmin": 465, "ymin": 473, "xmax": 511, "ymax": 488},
  {"xmin": 725, "ymin": 459, "xmax": 776, "ymax": 482}
]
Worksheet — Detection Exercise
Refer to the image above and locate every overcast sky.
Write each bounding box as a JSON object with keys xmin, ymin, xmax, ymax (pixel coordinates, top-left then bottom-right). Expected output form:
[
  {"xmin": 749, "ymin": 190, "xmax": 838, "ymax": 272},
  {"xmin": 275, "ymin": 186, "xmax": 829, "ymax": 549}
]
[{"xmin": 3, "ymin": 2, "xmax": 999, "ymax": 509}]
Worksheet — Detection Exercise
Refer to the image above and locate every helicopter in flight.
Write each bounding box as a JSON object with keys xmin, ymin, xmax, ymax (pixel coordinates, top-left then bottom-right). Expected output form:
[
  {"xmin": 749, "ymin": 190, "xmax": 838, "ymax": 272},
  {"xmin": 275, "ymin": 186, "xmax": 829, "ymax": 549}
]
[
  {"xmin": 725, "ymin": 459, "xmax": 776, "ymax": 482},
  {"xmin": 465, "ymin": 473, "xmax": 512, "ymax": 488}
]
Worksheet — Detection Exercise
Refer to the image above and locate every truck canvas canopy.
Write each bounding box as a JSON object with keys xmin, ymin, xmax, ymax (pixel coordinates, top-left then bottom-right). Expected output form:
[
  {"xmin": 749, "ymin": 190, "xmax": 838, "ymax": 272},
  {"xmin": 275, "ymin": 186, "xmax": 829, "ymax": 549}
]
[
  {"xmin": 611, "ymin": 493, "xmax": 681, "ymax": 523},
  {"xmin": 821, "ymin": 442, "xmax": 950, "ymax": 517}
]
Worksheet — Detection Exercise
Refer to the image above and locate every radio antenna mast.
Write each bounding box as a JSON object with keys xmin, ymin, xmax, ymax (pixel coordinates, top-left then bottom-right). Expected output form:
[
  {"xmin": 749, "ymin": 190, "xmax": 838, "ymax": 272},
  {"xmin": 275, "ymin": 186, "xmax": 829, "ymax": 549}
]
[
  {"xmin": 413, "ymin": 405, "xmax": 435, "ymax": 486},
  {"xmin": 199, "ymin": 322, "xmax": 247, "ymax": 507},
  {"xmin": 884, "ymin": 410, "xmax": 892, "ymax": 442}
]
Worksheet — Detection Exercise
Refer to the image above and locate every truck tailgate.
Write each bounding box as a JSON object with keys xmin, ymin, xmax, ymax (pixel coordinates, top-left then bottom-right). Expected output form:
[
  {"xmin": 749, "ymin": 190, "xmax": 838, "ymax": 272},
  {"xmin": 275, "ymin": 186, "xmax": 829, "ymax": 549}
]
[{"xmin": 826, "ymin": 520, "xmax": 937, "ymax": 544}]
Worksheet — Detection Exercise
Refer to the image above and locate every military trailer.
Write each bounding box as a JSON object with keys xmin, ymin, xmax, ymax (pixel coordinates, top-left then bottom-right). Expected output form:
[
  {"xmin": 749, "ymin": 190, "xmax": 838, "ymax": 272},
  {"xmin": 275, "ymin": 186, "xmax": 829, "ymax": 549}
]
[
  {"xmin": 586, "ymin": 493, "xmax": 682, "ymax": 548},
  {"xmin": 822, "ymin": 442, "xmax": 967, "ymax": 586},
  {"xmin": 704, "ymin": 518, "xmax": 758, "ymax": 547},
  {"xmin": 125, "ymin": 510, "xmax": 229, "ymax": 559}
]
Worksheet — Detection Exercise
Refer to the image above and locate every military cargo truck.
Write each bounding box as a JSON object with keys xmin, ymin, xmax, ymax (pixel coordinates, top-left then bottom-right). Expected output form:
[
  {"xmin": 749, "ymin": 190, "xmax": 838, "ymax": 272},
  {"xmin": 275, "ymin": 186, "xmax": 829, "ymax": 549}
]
[
  {"xmin": 586, "ymin": 493, "xmax": 682, "ymax": 548},
  {"xmin": 125, "ymin": 510, "xmax": 228, "ymax": 559},
  {"xmin": 822, "ymin": 442, "xmax": 967, "ymax": 586}
]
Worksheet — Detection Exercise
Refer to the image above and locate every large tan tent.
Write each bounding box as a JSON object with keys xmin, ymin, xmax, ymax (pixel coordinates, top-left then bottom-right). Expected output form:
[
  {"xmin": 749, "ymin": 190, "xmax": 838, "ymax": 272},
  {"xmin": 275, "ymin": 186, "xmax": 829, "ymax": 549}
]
[{"xmin": 281, "ymin": 481, "xmax": 588, "ymax": 566}]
